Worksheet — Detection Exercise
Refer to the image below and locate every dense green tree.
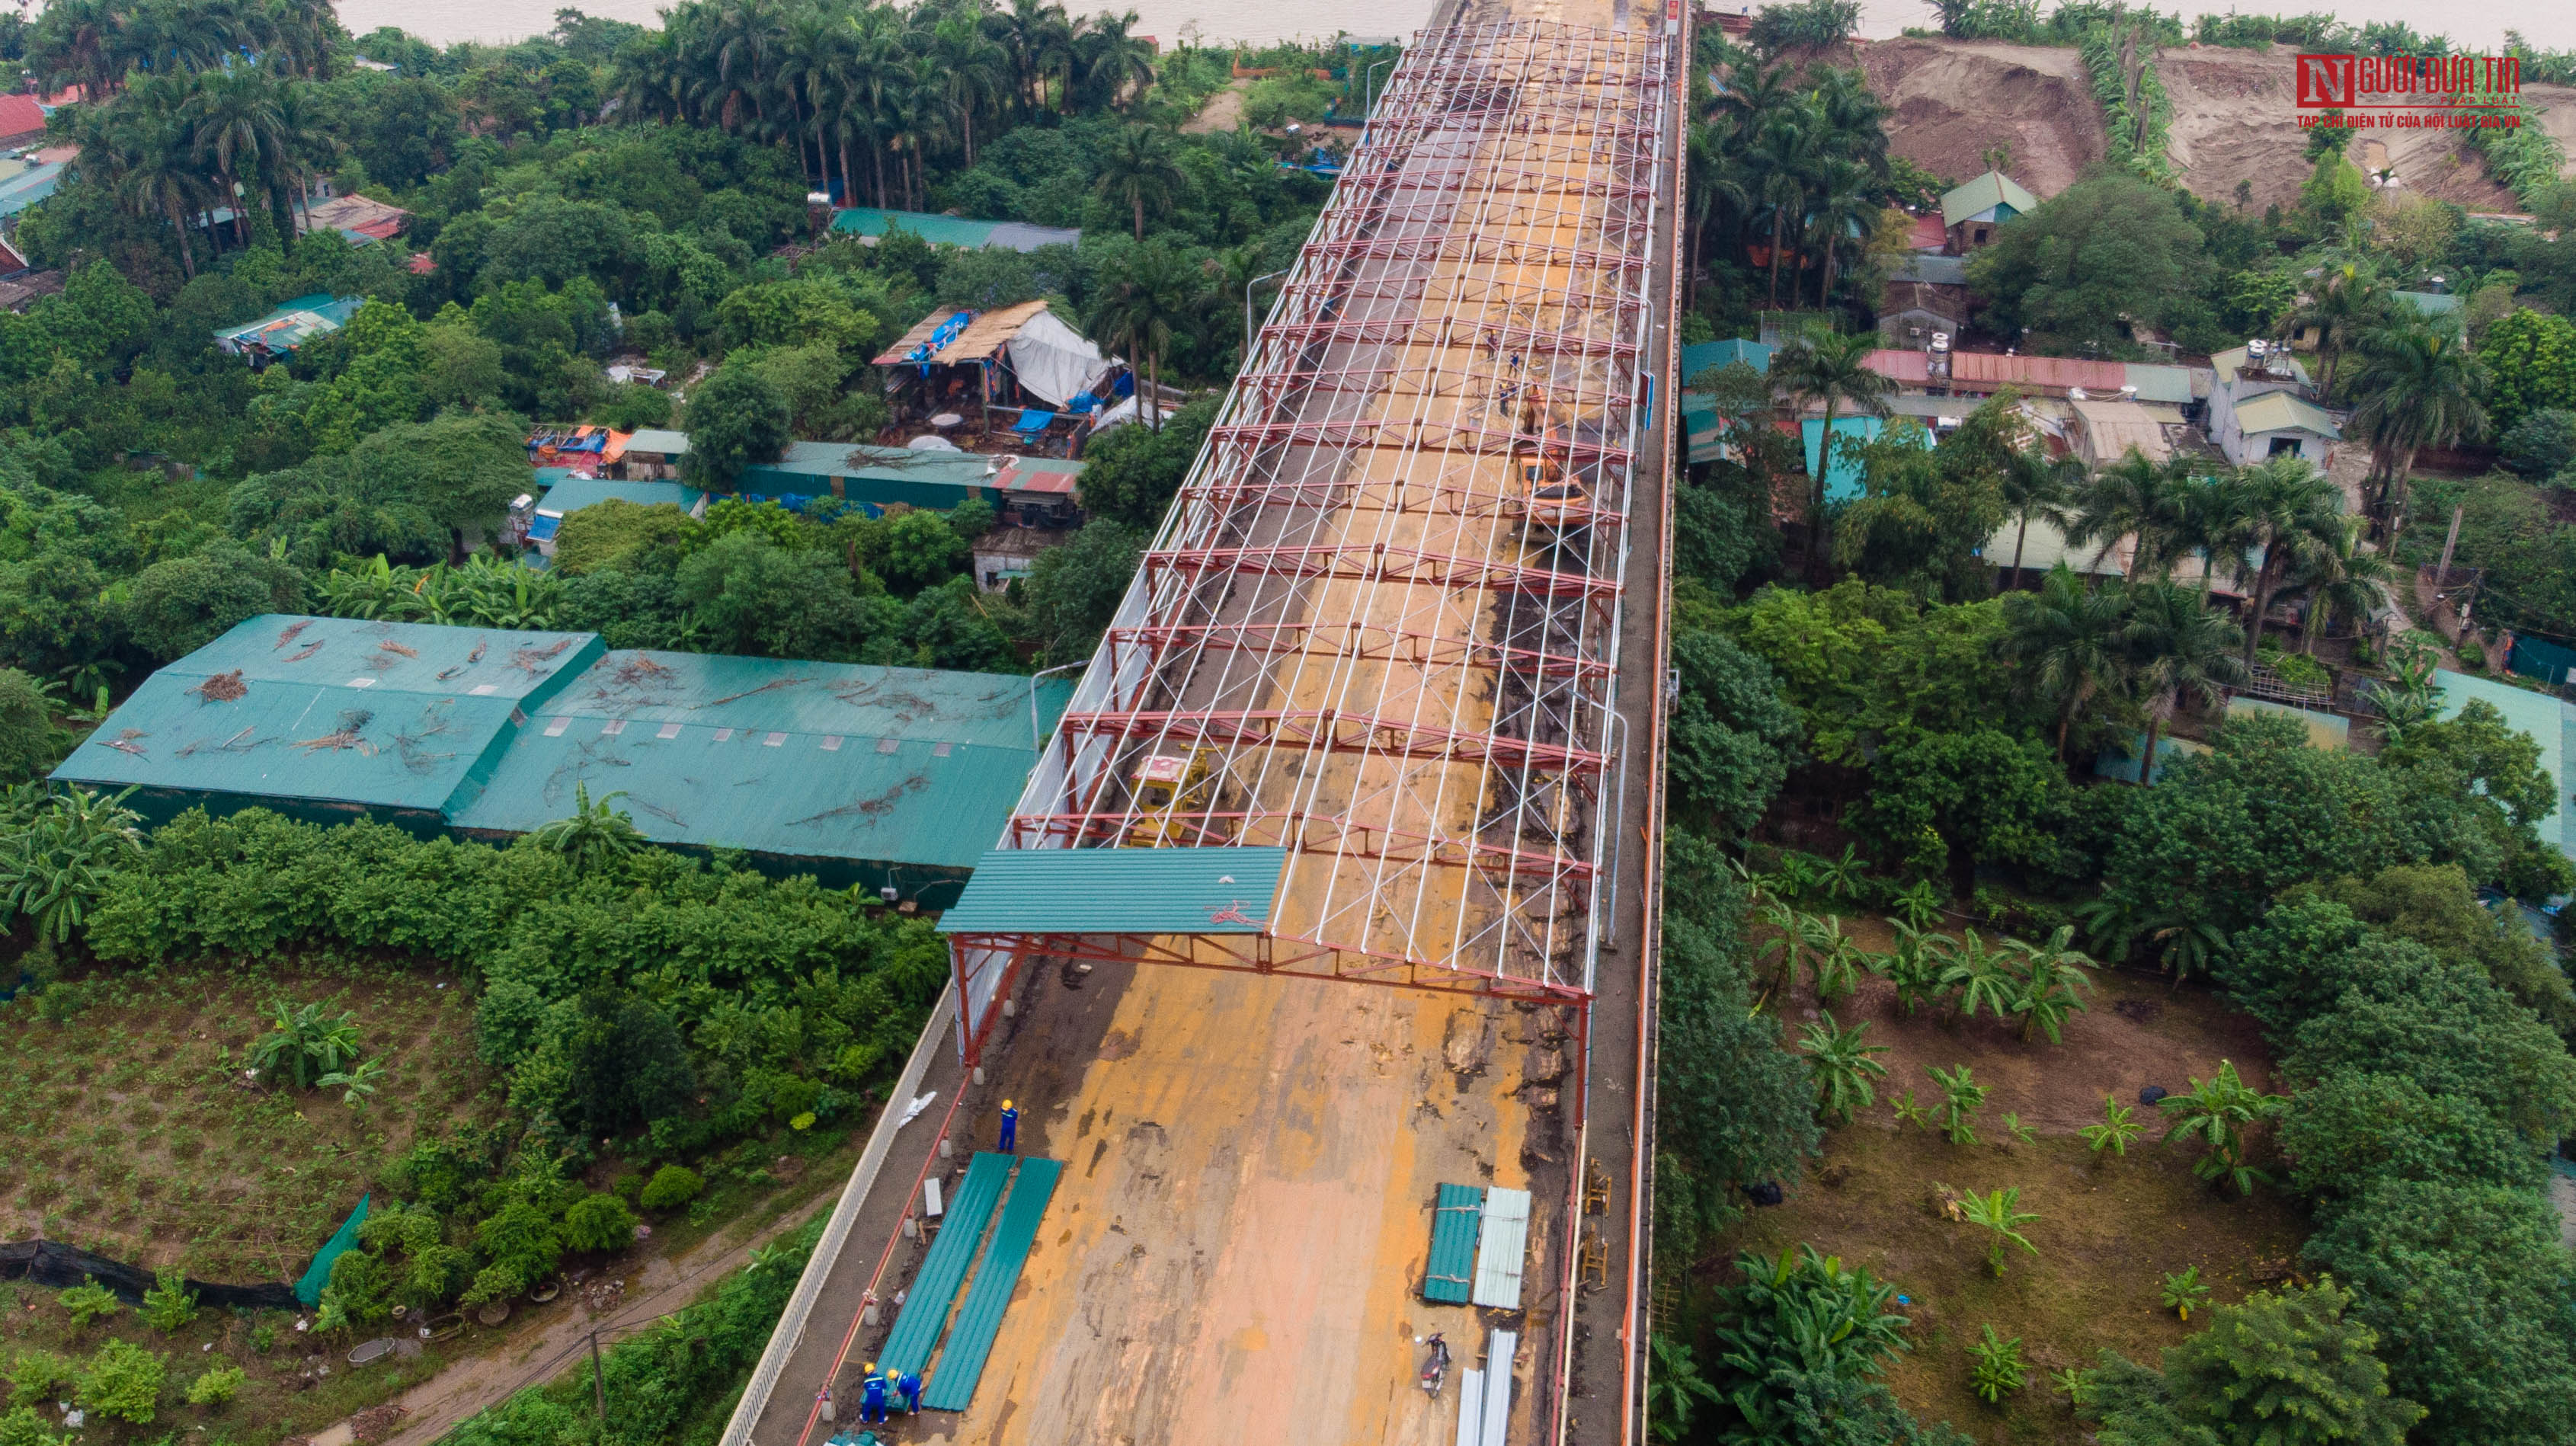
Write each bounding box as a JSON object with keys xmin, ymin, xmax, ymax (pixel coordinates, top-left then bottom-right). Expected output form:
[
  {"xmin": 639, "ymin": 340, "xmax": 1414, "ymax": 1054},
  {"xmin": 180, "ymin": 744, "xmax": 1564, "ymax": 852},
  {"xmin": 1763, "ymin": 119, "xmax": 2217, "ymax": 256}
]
[
  {"xmin": 1667, "ymin": 629, "xmax": 1802, "ymax": 833},
  {"xmin": 681, "ymin": 363, "xmax": 792, "ymax": 491},
  {"xmin": 2302, "ymin": 1180, "xmax": 2576, "ymax": 1446},
  {"xmin": 123, "ymin": 542, "xmax": 307, "ymax": 661},
  {"xmin": 1073, "ymin": 396, "xmax": 1214, "ymax": 526},
  {"xmin": 1770, "ymin": 327, "xmax": 1892, "ymax": 573},
  {"xmin": 2280, "ymin": 1071, "xmax": 2542, "ymax": 1201},
  {"xmin": 2472, "ymin": 308, "xmax": 2576, "ymax": 433},
  {"xmin": 1019, "ymin": 519, "xmax": 1140, "ymax": 664},
  {"xmin": 1966, "ymin": 172, "xmax": 2206, "ymax": 356},
  {"xmin": 2088, "ymin": 1282, "xmax": 2421, "ymax": 1446},
  {"xmin": 0, "ymin": 668, "xmax": 64, "ymax": 783}
]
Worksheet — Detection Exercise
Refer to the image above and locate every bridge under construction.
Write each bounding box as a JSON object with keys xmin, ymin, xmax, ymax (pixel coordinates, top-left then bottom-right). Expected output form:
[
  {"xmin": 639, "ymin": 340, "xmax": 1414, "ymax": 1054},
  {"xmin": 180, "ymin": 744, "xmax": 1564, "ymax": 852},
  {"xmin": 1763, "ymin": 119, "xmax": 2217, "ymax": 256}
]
[{"xmin": 722, "ymin": 1, "xmax": 1682, "ymax": 1441}]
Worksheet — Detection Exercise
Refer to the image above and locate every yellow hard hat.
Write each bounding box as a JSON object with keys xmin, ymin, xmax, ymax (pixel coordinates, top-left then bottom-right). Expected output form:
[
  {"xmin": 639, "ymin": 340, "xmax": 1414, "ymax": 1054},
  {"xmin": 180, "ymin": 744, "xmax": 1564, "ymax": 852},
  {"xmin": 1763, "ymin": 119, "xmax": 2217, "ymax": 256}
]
[
  {"xmin": 885, "ymin": 1366, "xmax": 899, "ymax": 1380},
  {"xmin": 862, "ymin": 1361, "xmax": 876, "ymax": 1374},
  {"xmin": 1003, "ymin": 1099, "xmax": 1014, "ymax": 1110}
]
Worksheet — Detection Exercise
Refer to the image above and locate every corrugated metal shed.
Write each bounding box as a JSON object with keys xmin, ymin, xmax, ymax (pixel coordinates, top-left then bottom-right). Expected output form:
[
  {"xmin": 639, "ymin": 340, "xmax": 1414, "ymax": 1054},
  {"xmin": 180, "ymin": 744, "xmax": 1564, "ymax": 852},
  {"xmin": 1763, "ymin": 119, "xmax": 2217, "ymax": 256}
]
[
  {"xmin": 53, "ymin": 616, "xmax": 601, "ymax": 823},
  {"xmin": 1861, "ymin": 348, "xmax": 1930, "ymax": 385},
  {"xmin": 1470, "ymin": 1187, "xmax": 1531, "ymax": 1308},
  {"xmin": 830, "ymin": 208, "xmax": 1081, "ymax": 253},
  {"xmin": 2122, "ymin": 363, "xmax": 2197, "ymax": 405},
  {"xmin": 1425, "ymin": 1183, "xmax": 1483, "ymax": 1304},
  {"xmin": 58, "ymin": 617, "xmax": 1072, "ymax": 899},
  {"xmin": 453, "ymin": 652, "xmax": 1074, "ymax": 894},
  {"xmin": 939, "ymin": 847, "xmax": 1286, "ymax": 935},
  {"xmin": 536, "ymin": 477, "xmax": 708, "ymax": 520},
  {"xmin": 738, "ymin": 442, "xmax": 1086, "ymax": 513},
  {"xmin": 1950, "ymin": 352, "xmax": 2128, "ymax": 394}
]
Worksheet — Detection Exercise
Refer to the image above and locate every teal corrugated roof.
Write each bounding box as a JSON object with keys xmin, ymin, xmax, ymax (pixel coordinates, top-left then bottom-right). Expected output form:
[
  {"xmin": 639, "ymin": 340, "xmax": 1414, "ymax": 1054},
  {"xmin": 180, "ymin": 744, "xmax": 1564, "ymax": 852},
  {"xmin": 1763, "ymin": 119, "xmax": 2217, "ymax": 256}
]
[
  {"xmin": 52, "ymin": 616, "xmax": 603, "ymax": 813},
  {"xmin": 536, "ymin": 477, "xmax": 706, "ymax": 517},
  {"xmin": 1425, "ymin": 1183, "xmax": 1483, "ymax": 1304},
  {"xmin": 921, "ymin": 1156, "xmax": 1061, "ymax": 1411},
  {"xmin": 2123, "ymin": 363, "xmax": 2195, "ymax": 405},
  {"xmin": 939, "ymin": 846, "xmax": 1288, "ymax": 934},
  {"xmin": 2232, "ymin": 389, "xmax": 2341, "ymax": 440},
  {"xmin": 0, "ymin": 160, "xmax": 62, "ymax": 217},
  {"xmin": 831, "ymin": 208, "xmax": 1005, "ymax": 247},
  {"xmin": 451, "ymin": 652, "xmax": 1072, "ymax": 871},
  {"xmin": 878, "ymin": 1150, "xmax": 1010, "ymax": 1374},
  {"xmin": 1679, "ymin": 338, "xmax": 1774, "ymax": 382},
  {"xmin": 2394, "ymin": 290, "xmax": 2462, "ymax": 318}
]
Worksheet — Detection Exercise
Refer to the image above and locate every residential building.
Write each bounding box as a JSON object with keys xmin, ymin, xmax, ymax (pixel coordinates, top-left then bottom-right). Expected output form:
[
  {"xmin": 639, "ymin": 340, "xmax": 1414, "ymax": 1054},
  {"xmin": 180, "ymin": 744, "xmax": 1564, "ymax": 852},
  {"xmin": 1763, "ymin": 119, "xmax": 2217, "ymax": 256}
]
[{"xmin": 1939, "ymin": 170, "xmax": 2040, "ymax": 252}]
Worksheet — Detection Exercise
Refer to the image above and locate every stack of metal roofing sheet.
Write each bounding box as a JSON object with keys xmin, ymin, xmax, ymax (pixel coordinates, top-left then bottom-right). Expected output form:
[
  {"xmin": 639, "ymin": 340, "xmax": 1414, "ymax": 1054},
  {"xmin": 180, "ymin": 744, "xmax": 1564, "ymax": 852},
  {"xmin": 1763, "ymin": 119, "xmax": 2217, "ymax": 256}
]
[
  {"xmin": 1454, "ymin": 1329, "xmax": 1516, "ymax": 1446},
  {"xmin": 1425, "ymin": 1184, "xmax": 1485, "ymax": 1304},
  {"xmin": 1471, "ymin": 1188, "xmax": 1531, "ymax": 1309},
  {"xmin": 922, "ymin": 1156, "xmax": 1063, "ymax": 1410},
  {"xmin": 878, "ymin": 1152, "xmax": 1011, "ymax": 1373}
]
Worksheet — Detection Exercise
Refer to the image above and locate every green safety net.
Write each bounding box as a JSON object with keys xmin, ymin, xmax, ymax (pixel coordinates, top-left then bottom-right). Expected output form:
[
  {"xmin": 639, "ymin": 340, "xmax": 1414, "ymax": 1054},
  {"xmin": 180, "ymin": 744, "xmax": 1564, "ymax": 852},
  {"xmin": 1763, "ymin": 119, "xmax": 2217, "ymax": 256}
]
[{"xmin": 294, "ymin": 1194, "xmax": 370, "ymax": 1307}]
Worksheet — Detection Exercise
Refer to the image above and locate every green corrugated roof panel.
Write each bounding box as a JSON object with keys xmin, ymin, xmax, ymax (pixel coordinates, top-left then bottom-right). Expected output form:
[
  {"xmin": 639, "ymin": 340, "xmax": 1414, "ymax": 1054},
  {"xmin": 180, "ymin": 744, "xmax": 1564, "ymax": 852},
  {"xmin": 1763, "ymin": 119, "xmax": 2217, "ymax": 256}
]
[
  {"xmin": 921, "ymin": 1155, "xmax": 1061, "ymax": 1411},
  {"xmin": 830, "ymin": 208, "xmax": 1005, "ymax": 248},
  {"xmin": 450, "ymin": 652, "xmax": 1072, "ymax": 870},
  {"xmin": 1425, "ymin": 1183, "xmax": 1484, "ymax": 1304},
  {"xmin": 938, "ymin": 847, "xmax": 1288, "ymax": 935},
  {"xmin": 536, "ymin": 477, "xmax": 706, "ymax": 517},
  {"xmin": 879, "ymin": 1151, "xmax": 1013, "ymax": 1375},
  {"xmin": 52, "ymin": 616, "xmax": 603, "ymax": 814}
]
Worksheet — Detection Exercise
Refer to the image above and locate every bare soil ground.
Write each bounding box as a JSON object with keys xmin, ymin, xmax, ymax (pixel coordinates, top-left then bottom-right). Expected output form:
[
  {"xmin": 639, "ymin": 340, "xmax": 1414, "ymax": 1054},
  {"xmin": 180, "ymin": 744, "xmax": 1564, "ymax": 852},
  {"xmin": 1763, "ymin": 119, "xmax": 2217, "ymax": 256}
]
[
  {"xmin": 1706, "ymin": 923, "xmax": 2310, "ymax": 1444},
  {"xmin": 1853, "ymin": 38, "xmax": 2108, "ymax": 195},
  {"xmin": 1182, "ymin": 79, "xmax": 1249, "ymax": 133},
  {"xmin": 0, "ymin": 963, "xmax": 496, "ymax": 1278},
  {"xmin": 1850, "ymin": 36, "xmax": 2576, "ymax": 210}
]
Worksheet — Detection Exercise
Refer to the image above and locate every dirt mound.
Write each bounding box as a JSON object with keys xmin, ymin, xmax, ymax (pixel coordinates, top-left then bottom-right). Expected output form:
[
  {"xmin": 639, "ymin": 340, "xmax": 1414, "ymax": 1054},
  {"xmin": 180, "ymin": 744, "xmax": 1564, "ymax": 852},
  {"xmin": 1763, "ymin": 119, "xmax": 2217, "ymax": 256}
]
[
  {"xmin": 1854, "ymin": 37, "xmax": 2108, "ymax": 196},
  {"xmin": 2155, "ymin": 43, "xmax": 2576, "ymax": 212},
  {"xmin": 1859, "ymin": 35, "xmax": 2576, "ymax": 214}
]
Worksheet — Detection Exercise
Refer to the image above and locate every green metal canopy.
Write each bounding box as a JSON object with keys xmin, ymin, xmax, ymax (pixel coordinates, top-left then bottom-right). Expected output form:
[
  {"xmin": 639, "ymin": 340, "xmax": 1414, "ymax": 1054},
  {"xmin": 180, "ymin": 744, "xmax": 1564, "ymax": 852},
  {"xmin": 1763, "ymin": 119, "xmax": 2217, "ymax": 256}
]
[{"xmin": 939, "ymin": 847, "xmax": 1288, "ymax": 935}]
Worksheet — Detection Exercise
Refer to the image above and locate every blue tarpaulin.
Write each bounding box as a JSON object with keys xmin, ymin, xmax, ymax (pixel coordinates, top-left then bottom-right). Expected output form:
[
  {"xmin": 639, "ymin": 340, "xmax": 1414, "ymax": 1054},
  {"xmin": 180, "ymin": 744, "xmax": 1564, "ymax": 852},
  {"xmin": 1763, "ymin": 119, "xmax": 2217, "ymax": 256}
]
[{"xmin": 1013, "ymin": 408, "xmax": 1053, "ymax": 433}]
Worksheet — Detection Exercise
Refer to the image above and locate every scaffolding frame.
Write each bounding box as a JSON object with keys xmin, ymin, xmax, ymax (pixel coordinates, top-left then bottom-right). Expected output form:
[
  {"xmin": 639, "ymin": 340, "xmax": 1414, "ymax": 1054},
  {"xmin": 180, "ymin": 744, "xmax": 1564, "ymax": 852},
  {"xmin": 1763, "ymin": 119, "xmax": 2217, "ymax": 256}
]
[{"xmin": 952, "ymin": 18, "xmax": 1672, "ymax": 1060}]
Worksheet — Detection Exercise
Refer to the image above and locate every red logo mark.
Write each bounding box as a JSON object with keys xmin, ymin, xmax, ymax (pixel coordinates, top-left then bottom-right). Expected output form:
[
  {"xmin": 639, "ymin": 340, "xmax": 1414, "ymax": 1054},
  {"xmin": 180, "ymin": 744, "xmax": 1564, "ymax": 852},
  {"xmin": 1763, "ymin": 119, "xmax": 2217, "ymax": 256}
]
[
  {"xmin": 2296, "ymin": 53, "xmax": 2355, "ymax": 107},
  {"xmin": 1208, "ymin": 900, "xmax": 1253, "ymax": 926}
]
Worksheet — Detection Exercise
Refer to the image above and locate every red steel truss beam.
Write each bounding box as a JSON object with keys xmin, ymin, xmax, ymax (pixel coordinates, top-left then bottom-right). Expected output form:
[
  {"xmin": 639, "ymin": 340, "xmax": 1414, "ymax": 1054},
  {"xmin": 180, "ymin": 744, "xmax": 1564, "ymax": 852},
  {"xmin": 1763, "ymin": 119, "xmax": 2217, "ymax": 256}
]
[
  {"xmin": 1208, "ymin": 415, "xmax": 1635, "ymax": 470},
  {"xmin": 1256, "ymin": 315, "xmax": 1644, "ymax": 363},
  {"xmin": 1138, "ymin": 541, "xmax": 1623, "ymax": 602},
  {"xmin": 948, "ymin": 930, "xmax": 1592, "ymax": 1003},
  {"xmin": 1298, "ymin": 233, "xmax": 1652, "ymax": 275},
  {"xmin": 1173, "ymin": 474, "xmax": 1629, "ymax": 529},
  {"xmin": 1334, "ymin": 167, "xmax": 1656, "ymax": 203},
  {"xmin": 1003, "ymin": 808, "xmax": 1596, "ymax": 885},
  {"xmin": 1057, "ymin": 706, "xmax": 1607, "ymax": 777},
  {"xmin": 1105, "ymin": 618, "xmax": 1616, "ymax": 683}
]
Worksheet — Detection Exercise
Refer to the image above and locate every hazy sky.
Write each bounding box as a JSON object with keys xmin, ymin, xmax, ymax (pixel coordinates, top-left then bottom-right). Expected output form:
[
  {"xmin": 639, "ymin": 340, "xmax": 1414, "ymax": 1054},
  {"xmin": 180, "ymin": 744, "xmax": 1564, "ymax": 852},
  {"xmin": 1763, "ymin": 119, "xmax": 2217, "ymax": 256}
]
[{"xmin": 333, "ymin": 0, "xmax": 2576, "ymax": 58}]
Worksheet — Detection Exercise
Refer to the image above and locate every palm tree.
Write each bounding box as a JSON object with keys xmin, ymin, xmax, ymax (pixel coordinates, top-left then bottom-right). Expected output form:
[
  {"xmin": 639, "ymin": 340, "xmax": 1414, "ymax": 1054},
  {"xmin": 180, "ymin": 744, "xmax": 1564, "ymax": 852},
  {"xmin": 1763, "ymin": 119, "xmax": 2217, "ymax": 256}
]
[
  {"xmin": 2280, "ymin": 255, "xmax": 2389, "ymax": 399},
  {"xmin": 1684, "ymin": 118, "xmax": 1748, "ymax": 314},
  {"xmin": 995, "ymin": 0, "xmax": 1074, "ymax": 114},
  {"xmin": 1996, "ymin": 442, "xmax": 2081, "ymax": 590},
  {"xmin": 931, "ymin": 14, "xmax": 1006, "ymax": 168},
  {"xmin": 2347, "ymin": 315, "xmax": 2488, "ymax": 547},
  {"xmin": 1749, "ymin": 110, "xmax": 1821, "ymax": 308},
  {"xmin": 2288, "ymin": 517, "xmax": 2396, "ymax": 654},
  {"xmin": 1072, "ymin": 11, "xmax": 1157, "ymax": 114},
  {"xmin": 1797, "ymin": 1011, "xmax": 1890, "ymax": 1124},
  {"xmin": 267, "ymin": 78, "xmax": 332, "ymax": 242},
  {"xmin": 1770, "ymin": 325, "xmax": 1893, "ymax": 575},
  {"xmin": 1998, "ymin": 563, "xmax": 2130, "ymax": 758},
  {"xmin": 1805, "ymin": 155, "xmax": 1877, "ymax": 309},
  {"xmin": 107, "ymin": 104, "xmax": 208, "ymax": 277},
  {"xmin": 2068, "ymin": 448, "xmax": 2188, "ymax": 577},
  {"xmin": 1092, "ymin": 243, "xmax": 1195, "ymax": 432},
  {"xmin": 2120, "ymin": 581, "xmax": 2248, "ymax": 783},
  {"xmin": 1094, "ymin": 123, "xmax": 1182, "ymax": 242},
  {"xmin": 187, "ymin": 67, "xmax": 286, "ymax": 248},
  {"xmin": 2221, "ymin": 456, "xmax": 2347, "ymax": 664}
]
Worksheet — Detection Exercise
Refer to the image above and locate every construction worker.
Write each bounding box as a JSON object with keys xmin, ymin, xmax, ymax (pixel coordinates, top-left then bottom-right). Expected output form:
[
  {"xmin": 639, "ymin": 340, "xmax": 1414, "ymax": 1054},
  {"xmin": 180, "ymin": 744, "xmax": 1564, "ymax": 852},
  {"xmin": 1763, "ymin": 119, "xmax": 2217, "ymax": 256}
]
[
  {"xmin": 859, "ymin": 1364, "xmax": 888, "ymax": 1425},
  {"xmin": 898, "ymin": 1368, "xmax": 923, "ymax": 1414},
  {"xmin": 997, "ymin": 1099, "xmax": 1019, "ymax": 1153}
]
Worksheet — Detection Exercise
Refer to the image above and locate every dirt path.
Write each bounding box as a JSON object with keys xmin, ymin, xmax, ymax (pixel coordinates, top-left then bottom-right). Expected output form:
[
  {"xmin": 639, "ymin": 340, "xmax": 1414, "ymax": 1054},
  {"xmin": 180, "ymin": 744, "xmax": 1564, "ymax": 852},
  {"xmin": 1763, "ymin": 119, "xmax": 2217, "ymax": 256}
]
[
  {"xmin": 1182, "ymin": 79, "xmax": 1248, "ymax": 133},
  {"xmin": 366, "ymin": 1190, "xmax": 843, "ymax": 1446}
]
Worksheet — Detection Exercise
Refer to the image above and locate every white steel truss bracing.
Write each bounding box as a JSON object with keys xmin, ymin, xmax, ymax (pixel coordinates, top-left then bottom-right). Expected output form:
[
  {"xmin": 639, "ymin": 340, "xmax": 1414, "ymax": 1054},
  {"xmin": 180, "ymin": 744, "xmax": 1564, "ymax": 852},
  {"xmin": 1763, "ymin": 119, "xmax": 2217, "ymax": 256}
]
[{"xmin": 955, "ymin": 18, "xmax": 1671, "ymax": 1025}]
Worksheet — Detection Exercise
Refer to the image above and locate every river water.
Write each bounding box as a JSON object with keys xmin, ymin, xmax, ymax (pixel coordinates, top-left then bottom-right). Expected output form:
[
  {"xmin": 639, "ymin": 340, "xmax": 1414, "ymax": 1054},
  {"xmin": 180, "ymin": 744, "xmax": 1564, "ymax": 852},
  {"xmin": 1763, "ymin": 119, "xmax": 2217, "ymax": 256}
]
[{"xmin": 335, "ymin": 0, "xmax": 2574, "ymax": 60}]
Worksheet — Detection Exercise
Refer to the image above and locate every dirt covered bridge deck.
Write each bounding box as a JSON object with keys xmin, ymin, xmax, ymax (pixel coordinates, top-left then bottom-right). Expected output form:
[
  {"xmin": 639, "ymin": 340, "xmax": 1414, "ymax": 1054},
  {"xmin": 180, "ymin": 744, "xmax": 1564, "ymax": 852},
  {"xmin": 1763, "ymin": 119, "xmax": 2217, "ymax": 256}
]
[{"xmin": 723, "ymin": 5, "xmax": 1678, "ymax": 1444}]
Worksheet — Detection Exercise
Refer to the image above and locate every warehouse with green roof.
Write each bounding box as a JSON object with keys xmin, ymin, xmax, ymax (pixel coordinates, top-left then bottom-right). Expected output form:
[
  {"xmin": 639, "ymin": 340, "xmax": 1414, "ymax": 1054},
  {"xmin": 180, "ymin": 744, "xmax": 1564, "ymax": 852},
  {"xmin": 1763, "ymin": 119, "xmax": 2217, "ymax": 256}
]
[{"xmin": 53, "ymin": 616, "xmax": 1074, "ymax": 904}]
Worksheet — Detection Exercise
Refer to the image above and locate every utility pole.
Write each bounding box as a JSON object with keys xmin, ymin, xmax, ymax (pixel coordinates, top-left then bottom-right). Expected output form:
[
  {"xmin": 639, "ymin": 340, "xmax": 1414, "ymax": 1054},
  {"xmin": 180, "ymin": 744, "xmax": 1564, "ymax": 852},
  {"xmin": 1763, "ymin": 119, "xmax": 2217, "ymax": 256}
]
[
  {"xmin": 2435, "ymin": 503, "xmax": 2464, "ymax": 587},
  {"xmin": 589, "ymin": 1330, "xmax": 607, "ymax": 1427}
]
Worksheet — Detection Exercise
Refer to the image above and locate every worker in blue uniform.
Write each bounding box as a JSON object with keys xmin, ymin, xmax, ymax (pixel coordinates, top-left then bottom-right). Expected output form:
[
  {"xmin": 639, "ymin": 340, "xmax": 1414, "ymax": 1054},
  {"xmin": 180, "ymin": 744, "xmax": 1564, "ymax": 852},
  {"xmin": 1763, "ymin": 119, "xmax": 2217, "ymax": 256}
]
[
  {"xmin": 898, "ymin": 1368, "xmax": 923, "ymax": 1414},
  {"xmin": 859, "ymin": 1364, "xmax": 888, "ymax": 1424},
  {"xmin": 997, "ymin": 1099, "xmax": 1019, "ymax": 1153}
]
